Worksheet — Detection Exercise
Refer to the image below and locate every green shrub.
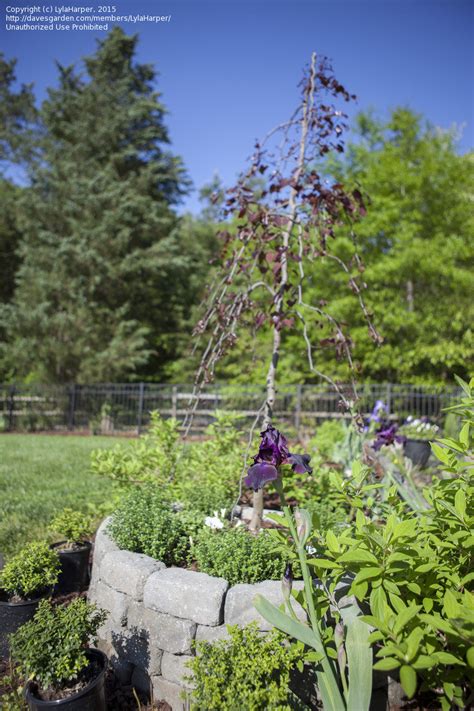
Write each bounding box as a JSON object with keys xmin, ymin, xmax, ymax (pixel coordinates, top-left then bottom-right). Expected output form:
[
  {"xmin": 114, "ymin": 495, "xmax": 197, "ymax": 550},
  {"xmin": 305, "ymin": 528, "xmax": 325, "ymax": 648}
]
[
  {"xmin": 91, "ymin": 412, "xmax": 180, "ymax": 485},
  {"xmin": 306, "ymin": 378, "xmax": 474, "ymax": 709},
  {"xmin": 173, "ymin": 412, "xmax": 243, "ymax": 514},
  {"xmin": 0, "ymin": 542, "xmax": 60, "ymax": 599},
  {"xmin": 186, "ymin": 623, "xmax": 303, "ymax": 710},
  {"xmin": 9, "ymin": 598, "xmax": 106, "ymax": 691},
  {"xmin": 309, "ymin": 419, "xmax": 346, "ymax": 460},
  {"xmin": 107, "ymin": 486, "xmax": 191, "ymax": 566},
  {"xmin": 193, "ymin": 526, "xmax": 285, "ymax": 585},
  {"xmin": 92, "ymin": 411, "xmax": 242, "ymax": 515},
  {"xmin": 48, "ymin": 508, "xmax": 92, "ymax": 546}
]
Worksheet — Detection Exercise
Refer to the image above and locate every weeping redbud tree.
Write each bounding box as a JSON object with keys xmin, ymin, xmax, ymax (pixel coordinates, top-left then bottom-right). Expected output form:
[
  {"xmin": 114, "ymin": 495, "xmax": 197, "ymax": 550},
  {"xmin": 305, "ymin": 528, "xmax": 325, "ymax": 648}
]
[{"xmin": 186, "ymin": 54, "xmax": 381, "ymax": 529}]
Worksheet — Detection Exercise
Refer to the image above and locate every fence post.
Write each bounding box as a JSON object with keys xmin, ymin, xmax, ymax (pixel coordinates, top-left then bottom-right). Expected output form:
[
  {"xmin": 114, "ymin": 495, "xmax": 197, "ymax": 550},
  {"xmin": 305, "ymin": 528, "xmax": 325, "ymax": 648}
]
[
  {"xmin": 137, "ymin": 382, "xmax": 145, "ymax": 434},
  {"xmin": 68, "ymin": 384, "xmax": 77, "ymax": 431},
  {"xmin": 171, "ymin": 386, "xmax": 178, "ymax": 419},
  {"xmin": 386, "ymin": 383, "xmax": 392, "ymax": 415},
  {"xmin": 295, "ymin": 384, "xmax": 302, "ymax": 438},
  {"xmin": 8, "ymin": 385, "xmax": 16, "ymax": 431}
]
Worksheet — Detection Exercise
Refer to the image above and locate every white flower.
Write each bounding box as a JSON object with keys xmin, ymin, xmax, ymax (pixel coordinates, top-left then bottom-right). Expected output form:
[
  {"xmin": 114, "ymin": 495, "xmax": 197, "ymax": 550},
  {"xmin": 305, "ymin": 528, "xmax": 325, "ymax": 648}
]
[{"xmin": 204, "ymin": 515, "xmax": 224, "ymax": 529}]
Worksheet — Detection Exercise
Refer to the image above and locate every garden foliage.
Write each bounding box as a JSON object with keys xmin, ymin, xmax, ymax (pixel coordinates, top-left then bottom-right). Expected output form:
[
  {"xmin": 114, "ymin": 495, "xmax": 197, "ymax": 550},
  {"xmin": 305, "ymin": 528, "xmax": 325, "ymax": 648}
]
[
  {"xmin": 107, "ymin": 486, "xmax": 191, "ymax": 567},
  {"xmin": 9, "ymin": 598, "xmax": 106, "ymax": 690},
  {"xmin": 186, "ymin": 623, "xmax": 303, "ymax": 710},
  {"xmin": 0, "ymin": 541, "xmax": 59, "ymax": 599},
  {"xmin": 48, "ymin": 508, "xmax": 92, "ymax": 546},
  {"xmin": 92, "ymin": 411, "xmax": 243, "ymax": 514},
  {"xmin": 192, "ymin": 526, "xmax": 284, "ymax": 585},
  {"xmin": 258, "ymin": 378, "xmax": 474, "ymax": 710}
]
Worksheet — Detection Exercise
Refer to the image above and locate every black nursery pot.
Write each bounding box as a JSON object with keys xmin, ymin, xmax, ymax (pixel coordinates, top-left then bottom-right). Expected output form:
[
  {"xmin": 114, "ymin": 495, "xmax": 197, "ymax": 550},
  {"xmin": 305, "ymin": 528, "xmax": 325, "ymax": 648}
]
[
  {"xmin": 404, "ymin": 438, "xmax": 432, "ymax": 468},
  {"xmin": 0, "ymin": 593, "xmax": 43, "ymax": 659},
  {"xmin": 25, "ymin": 648, "xmax": 107, "ymax": 711},
  {"xmin": 52, "ymin": 541, "xmax": 92, "ymax": 595}
]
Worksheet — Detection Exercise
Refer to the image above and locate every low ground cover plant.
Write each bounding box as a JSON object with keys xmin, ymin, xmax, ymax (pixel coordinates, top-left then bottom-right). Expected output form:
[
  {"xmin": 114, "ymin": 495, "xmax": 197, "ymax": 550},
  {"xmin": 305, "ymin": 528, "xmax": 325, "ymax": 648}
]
[
  {"xmin": 108, "ymin": 487, "xmax": 290, "ymax": 583},
  {"xmin": 186, "ymin": 623, "xmax": 304, "ymax": 710},
  {"xmin": 192, "ymin": 526, "xmax": 285, "ymax": 585},
  {"xmin": 9, "ymin": 597, "xmax": 106, "ymax": 696},
  {"xmin": 0, "ymin": 542, "xmax": 59, "ymax": 600},
  {"xmin": 398, "ymin": 416, "xmax": 440, "ymax": 440}
]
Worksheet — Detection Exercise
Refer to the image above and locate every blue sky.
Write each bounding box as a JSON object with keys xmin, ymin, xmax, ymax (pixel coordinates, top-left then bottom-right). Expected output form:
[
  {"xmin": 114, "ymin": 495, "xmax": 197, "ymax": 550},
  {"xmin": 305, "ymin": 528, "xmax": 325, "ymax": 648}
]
[{"xmin": 2, "ymin": 0, "xmax": 473, "ymax": 213}]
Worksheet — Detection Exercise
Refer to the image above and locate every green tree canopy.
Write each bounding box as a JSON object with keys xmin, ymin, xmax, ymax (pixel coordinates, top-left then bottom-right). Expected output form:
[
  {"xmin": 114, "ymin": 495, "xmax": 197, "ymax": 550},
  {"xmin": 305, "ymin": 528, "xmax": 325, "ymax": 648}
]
[
  {"xmin": 204, "ymin": 108, "xmax": 473, "ymax": 385},
  {"xmin": 321, "ymin": 108, "xmax": 474, "ymax": 383}
]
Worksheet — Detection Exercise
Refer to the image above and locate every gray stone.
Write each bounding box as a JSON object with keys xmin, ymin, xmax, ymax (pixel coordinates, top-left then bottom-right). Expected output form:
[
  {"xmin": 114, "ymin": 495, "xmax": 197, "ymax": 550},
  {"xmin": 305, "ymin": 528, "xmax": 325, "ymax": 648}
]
[
  {"xmin": 224, "ymin": 580, "xmax": 306, "ymax": 631},
  {"xmin": 144, "ymin": 568, "xmax": 228, "ymax": 626},
  {"xmin": 152, "ymin": 676, "xmax": 189, "ymax": 711},
  {"xmin": 93, "ymin": 516, "xmax": 120, "ymax": 567},
  {"xmin": 195, "ymin": 624, "xmax": 231, "ymax": 644},
  {"xmin": 101, "ymin": 550, "xmax": 165, "ymax": 600},
  {"xmin": 90, "ymin": 581, "xmax": 129, "ymax": 627},
  {"xmin": 161, "ymin": 652, "xmax": 194, "ymax": 688},
  {"xmin": 131, "ymin": 666, "xmax": 152, "ymax": 696},
  {"xmin": 111, "ymin": 627, "xmax": 163, "ymax": 676},
  {"xmin": 128, "ymin": 601, "xmax": 196, "ymax": 654}
]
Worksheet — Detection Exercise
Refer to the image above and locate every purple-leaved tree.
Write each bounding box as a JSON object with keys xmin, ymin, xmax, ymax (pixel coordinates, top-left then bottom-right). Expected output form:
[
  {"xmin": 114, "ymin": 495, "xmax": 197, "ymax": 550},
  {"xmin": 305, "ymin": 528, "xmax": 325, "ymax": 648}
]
[{"xmin": 185, "ymin": 53, "xmax": 381, "ymax": 530}]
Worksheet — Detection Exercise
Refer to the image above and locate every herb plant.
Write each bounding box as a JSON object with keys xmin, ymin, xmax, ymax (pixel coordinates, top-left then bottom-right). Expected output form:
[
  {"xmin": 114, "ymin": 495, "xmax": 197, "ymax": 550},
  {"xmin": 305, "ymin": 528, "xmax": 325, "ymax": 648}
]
[
  {"xmin": 48, "ymin": 508, "xmax": 92, "ymax": 546},
  {"xmin": 257, "ymin": 379, "xmax": 474, "ymax": 710},
  {"xmin": 107, "ymin": 486, "xmax": 191, "ymax": 566},
  {"xmin": 193, "ymin": 526, "xmax": 285, "ymax": 585},
  {"xmin": 9, "ymin": 598, "xmax": 106, "ymax": 691},
  {"xmin": 0, "ymin": 542, "xmax": 59, "ymax": 600},
  {"xmin": 186, "ymin": 623, "xmax": 303, "ymax": 711}
]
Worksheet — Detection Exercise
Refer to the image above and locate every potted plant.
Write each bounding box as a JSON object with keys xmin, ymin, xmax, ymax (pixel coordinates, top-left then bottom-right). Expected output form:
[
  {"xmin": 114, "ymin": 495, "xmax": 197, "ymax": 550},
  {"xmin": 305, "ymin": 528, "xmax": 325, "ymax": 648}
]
[
  {"xmin": 0, "ymin": 541, "xmax": 60, "ymax": 658},
  {"xmin": 398, "ymin": 417, "xmax": 439, "ymax": 468},
  {"xmin": 48, "ymin": 509, "xmax": 93, "ymax": 595},
  {"xmin": 9, "ymin": 597, "xmax": 107, "ymax": 710}
]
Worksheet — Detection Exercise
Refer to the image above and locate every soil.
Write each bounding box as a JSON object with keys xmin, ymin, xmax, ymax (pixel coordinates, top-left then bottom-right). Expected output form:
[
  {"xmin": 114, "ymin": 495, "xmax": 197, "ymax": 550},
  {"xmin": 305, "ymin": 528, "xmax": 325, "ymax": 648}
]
[
  {"xmin": 0, "ymin": 589, "xmax": 49, "ymax": 604},
  {"xmin": 30, "ymin": 657, "xmax": 102, "ymax": 701}
]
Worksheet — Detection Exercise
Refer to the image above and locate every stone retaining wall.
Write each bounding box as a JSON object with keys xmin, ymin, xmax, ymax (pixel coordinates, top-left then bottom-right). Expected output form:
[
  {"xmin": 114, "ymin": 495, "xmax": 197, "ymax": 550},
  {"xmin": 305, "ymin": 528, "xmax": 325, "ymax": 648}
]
[{"xmin": 88, "ymin": 518, "xmax": 306, "ymax": 710}]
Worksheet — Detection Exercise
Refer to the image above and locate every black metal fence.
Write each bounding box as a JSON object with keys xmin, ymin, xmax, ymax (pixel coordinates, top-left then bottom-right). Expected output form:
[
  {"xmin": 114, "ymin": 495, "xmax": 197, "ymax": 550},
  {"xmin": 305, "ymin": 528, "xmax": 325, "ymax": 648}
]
[{"xmin": 0, "ymin": 382, "xmax": 461, "ymax": 436}]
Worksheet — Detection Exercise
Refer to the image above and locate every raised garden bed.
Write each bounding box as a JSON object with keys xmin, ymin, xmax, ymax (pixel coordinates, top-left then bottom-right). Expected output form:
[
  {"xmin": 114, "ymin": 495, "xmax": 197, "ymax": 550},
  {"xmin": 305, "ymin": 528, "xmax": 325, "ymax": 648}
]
[
  {"xmin": 89, "ymin": 518, "xmax": 310, "ymax": 709},
  {"xmin": 89, "ymin": 518, "xmax": 406, "ymax": 711}
]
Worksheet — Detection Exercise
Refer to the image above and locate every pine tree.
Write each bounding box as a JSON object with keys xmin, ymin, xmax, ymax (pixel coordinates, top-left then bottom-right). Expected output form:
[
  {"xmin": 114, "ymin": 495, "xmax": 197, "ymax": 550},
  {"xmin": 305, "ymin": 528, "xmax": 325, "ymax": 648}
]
[{"xmin": 4, "ymin": 28, "xmax": 191, "ymax": 382}]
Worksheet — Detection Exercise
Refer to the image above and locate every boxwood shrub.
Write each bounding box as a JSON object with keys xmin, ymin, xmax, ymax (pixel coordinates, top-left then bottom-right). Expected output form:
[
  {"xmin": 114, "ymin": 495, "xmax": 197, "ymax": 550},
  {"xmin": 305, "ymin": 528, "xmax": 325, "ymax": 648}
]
[
  {"xmin": 186, "ymin": 623, "xmax": 303, "ymax": 710},
  {"xmin": 107, "ymin": 487, "xmax": 191, "ymax": 566}
]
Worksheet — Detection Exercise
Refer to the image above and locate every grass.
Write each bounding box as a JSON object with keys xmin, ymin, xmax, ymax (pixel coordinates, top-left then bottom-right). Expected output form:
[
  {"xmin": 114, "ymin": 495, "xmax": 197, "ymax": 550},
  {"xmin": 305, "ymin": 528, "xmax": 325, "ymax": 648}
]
[{"xmin": 0, "ymin": 434, "xmax": 128, "ymax": 559}]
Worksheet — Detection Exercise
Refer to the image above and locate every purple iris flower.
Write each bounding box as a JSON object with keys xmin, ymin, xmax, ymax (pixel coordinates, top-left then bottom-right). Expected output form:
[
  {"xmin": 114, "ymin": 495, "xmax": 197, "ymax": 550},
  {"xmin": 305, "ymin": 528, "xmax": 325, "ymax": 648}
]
[
  {"xmin": 244, "ymin": 425, "xmax": 313, "ymax": 491},
  {"xmin": 372, "ymin": 423, "xmax": 405, "ymax": 451},
  {"xmin": 370, "ymin": 400, "xmax": 387, "ymax": 423}
]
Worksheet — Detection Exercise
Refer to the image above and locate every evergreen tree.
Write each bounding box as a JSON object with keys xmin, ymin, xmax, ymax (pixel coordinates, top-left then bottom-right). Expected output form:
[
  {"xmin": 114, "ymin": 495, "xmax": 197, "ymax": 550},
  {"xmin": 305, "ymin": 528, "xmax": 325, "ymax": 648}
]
[
  {"xmin": 4, "ymin": 28, "xmax": 192, "ymax": 382},
  {"xmin": 0, "ymin": 52, "xmax": 37, "ymax": 167}
]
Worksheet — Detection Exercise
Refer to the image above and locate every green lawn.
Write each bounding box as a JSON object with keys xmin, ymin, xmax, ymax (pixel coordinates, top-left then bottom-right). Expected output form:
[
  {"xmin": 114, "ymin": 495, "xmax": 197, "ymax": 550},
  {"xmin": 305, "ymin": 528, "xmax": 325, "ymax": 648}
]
[{"xmin": 0, "ymin": 434, "xmax": 127, "ymax": 559}]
